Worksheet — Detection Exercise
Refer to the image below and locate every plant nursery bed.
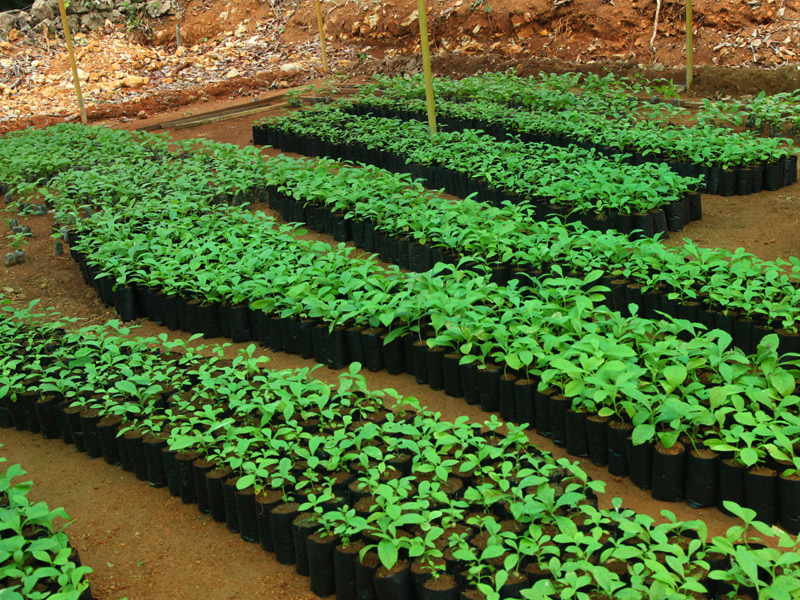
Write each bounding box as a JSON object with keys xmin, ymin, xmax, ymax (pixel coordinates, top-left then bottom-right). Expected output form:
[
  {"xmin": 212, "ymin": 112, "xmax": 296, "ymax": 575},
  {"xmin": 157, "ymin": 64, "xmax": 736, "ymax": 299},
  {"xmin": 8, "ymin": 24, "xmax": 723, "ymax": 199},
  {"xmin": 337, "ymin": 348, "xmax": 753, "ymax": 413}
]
[{"xmin": 3, "ymin": 81, "xmax": 800, "ymax": 600}]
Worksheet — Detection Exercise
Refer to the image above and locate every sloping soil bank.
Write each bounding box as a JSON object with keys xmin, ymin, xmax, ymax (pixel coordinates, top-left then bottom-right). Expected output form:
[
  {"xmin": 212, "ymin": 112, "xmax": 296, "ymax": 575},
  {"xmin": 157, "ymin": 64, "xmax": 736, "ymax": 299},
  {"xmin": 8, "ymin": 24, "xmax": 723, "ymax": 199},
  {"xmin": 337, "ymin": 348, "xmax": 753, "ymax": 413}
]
[
  {"xmin": 5, "ymin": 51, "xmax": 800, "ymax": 136},
  {"xmin": 281, "ymin": 0, "xmax": 800, "ymax": 71}
]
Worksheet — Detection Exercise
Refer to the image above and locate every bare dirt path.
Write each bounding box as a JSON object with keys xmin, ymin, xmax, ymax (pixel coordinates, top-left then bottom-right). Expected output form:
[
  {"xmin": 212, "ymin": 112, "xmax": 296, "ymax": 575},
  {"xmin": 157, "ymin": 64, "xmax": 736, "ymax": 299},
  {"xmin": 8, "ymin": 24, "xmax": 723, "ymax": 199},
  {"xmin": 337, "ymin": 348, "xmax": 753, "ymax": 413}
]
[{"xmin": 0, "ymin": 430, "xmax": 315, "ymax": 600}]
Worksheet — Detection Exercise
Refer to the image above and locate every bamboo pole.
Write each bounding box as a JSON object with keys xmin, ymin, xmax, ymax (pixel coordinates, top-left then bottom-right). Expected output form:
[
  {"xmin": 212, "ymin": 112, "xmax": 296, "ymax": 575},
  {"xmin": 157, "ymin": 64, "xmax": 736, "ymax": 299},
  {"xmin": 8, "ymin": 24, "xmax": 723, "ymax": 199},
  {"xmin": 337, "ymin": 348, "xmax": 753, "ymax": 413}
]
[
  {"xmin": 57, "ymin": 0, "xmax": 87, "ymax": 124},
  {"xmin": 416, "ymin": 0, "xmax": 437, "ymax": 137},
  {"xmin": 314, "ymin": 0, "xmax": 328, "ymax": 73},
  {"xmin": 686, "ymin": 0, "xmax": 693, "ymax": 91}
]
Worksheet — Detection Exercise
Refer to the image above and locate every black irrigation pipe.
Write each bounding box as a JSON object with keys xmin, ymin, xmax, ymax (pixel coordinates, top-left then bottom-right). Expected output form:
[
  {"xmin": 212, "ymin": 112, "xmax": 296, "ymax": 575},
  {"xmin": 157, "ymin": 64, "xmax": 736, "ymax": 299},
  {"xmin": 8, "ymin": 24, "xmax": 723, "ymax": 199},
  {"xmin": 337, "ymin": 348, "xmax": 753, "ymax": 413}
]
[
  {"xmin": 341, "ymin": 101, "xmax": 798, "ymax": 196},
  {"xmin": 64, "ymin": 228, "xmax": 800, "ymax": 535},
  {"xmin": 252, "ymin": 124, "xmax": 704, "ymax": 241}
]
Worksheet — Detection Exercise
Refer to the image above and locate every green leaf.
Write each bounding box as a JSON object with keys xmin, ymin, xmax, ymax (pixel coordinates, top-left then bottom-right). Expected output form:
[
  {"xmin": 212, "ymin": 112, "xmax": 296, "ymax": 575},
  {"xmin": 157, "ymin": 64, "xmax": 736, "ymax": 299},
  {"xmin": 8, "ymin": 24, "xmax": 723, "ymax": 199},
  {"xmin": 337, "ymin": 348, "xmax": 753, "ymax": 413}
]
[
  {"xmin": 771, "ymin": 370, "xmax": 795, "ymax": 397},
  {"xmin": 722, "ymin": 500, "xmax": 755, "ymax": 522},
  {"xmin": 564, "ymin": 380, "xmax": 582, "ymax": 397},
  {"xmin": 592, "ymin": 565, "xmax": 615, "ymax": 594},
  {"xmin": 480, "ymin": 544, "xmax": 505, "ymax": 561},
  {"xmin": 734, "ymin": 546, "xmax": 759, "ymax": 584},
  {"xmin": 236, "ymin": 474, "xmax": 255, "ymax": 490},
  {"xmin": 494, "ymin": 569, "xmax": 508, "ymax": 590},
  {"xmin": 549, "ymin": 357, "xmax": 577, "ymax": 373},
  {"xmin": 739, "ymin": 447, "xmax": 759, "ymax": 467},
  {"xmin": 377, "ymin": 539, "xmax": 398, "ymax": 570},
  {"xmin": 505, "ymin": 353, "xmax": 521, "ymax": 371},
  {"xmin": 631, "ymin": 423, "xmax": 655, "ymax": 446},
  {"xmin": 114, "ymin": 380, "xmax": 138, "ymax": 396},
  {"xmin": 658, "ymin": 430, "xmax": 680, "ymax": 449},
  {"xmin": 662, "ymin": 364, "xmax": 686, "ymax": 391}
]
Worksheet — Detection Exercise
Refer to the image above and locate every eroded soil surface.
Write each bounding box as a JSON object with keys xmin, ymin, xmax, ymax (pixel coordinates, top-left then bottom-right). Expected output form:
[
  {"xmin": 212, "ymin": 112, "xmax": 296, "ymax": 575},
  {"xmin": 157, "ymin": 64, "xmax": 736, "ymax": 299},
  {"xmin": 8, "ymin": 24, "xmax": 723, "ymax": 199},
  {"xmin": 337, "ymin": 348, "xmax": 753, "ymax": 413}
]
[{"xmin": 4, "ymin": 0, "xmax": 800, "ymax": 134}]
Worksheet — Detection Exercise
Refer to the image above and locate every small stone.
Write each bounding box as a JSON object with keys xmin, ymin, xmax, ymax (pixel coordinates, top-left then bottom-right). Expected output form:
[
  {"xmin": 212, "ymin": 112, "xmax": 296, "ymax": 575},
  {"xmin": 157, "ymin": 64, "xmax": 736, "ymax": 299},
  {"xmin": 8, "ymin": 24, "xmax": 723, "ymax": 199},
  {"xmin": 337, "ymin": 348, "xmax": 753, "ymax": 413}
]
[
  {"xmin": 279, "ymin": 62, "xmax": 304, "ymax": 73},
  {"xmin": 401, "ymin": 10, "xmax": 418, "ymax": 27},
  {"xmin": 146, "ymin": 0, "xmax": 172, "ymax": 19},
  {"xmin": 79, "ymin": 13, "xmax": 105, "ymax": 31},
  {"xmin": 121, "ymin": 75, "xmax": 148, "ymax": 88},
  {"xmin": 137, "ymin": 110, "xmax": 148, "ymax": 119},
  {"xmin": 8, "ymin": 29, "xmax": 18, "ymax": 42}
]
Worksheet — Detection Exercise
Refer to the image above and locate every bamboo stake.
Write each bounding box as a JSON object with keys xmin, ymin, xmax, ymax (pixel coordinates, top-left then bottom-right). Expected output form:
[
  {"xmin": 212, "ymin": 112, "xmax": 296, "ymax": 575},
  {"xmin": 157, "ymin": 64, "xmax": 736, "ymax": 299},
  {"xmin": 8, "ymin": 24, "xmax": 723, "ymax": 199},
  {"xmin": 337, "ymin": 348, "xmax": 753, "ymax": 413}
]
[
  {"xmin": 686, "ymin": 0, "xmax": 694, "ymax": 91},
  {"xmin": 57, "ymin": 0, "xmax": 87, "ymax": 124},
  {"xmin": 314, "ymin": 0, "xmax": 328, "ymax": 73},
  {"xmin": 416, "ymin": 0, "xmax": 437, "ymax": 137}
]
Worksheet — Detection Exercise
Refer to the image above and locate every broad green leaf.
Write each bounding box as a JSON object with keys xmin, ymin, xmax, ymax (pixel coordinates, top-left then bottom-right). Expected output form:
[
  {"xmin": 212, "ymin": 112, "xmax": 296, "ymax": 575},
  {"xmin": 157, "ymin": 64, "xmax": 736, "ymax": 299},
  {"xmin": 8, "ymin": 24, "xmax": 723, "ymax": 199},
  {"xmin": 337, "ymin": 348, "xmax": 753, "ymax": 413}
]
[
  {"xmin": 771, "ymin": 370, "xmax": 795, "ymax": 397},
  {"xmin": 377, "ymin": 539, "xmax": 398, "ymax": 570},
  {"xmin": 236, "ymin": 475, "xmax": 255, "ymax": 490},
  {"xmin": 114, "ymin": 380, "xmax": 138, "ymax": 396},
  {"xmin": 662, "ymin": 365, "xmax": 686, "ymax": 390},
  {"xmin": 739, "ymin": 447, "xmax": 759, "ymax": 467},
  {"xmin": 631, "ymin": 423, "xmax": 655, "ymax": 446}
]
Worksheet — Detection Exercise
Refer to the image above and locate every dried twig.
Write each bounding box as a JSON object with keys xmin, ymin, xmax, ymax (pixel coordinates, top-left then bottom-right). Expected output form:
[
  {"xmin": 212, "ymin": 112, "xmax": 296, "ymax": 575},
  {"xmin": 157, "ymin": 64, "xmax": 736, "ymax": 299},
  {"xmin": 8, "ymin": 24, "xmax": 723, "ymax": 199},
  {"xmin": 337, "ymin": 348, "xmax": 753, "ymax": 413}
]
[
  {"xmin": 265, "ymin": 0, "xmax": 281, "ymax": 20},
  {"xmin": 650, "ymin": 0, "xmax": 662, "ymax": 51},
  {"xmin": 326, "ymin": 0, "xmax": 342, "ymax": 16}
]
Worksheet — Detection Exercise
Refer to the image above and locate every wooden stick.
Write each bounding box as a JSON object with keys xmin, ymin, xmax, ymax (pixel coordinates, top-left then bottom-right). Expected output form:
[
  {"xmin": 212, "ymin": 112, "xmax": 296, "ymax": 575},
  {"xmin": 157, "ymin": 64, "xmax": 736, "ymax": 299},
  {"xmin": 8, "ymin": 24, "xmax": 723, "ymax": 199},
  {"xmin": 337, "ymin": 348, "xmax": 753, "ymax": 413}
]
[
  {"xmin": 57, "ymin": 0, "xmax": 87, "ymax": 124},
  {"xmin": 314, "ymin": 0, "xmax": 328, "ymax": 73},
  {"xmin": 416, "ymin": 0, "xmax": 437, "ymax": 137},
  {"xmin": 686, "ymin": 0, "xmax": 694, "ymax": 91}
]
